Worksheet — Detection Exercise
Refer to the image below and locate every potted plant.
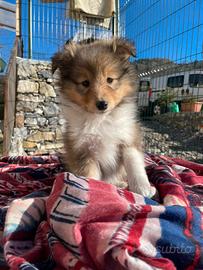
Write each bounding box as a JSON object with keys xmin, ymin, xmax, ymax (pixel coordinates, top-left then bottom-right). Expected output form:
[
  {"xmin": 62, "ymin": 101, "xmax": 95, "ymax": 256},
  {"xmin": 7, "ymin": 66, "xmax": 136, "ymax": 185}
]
[
  {"xmin": 156, "ymin": 89, "xmax": 176, "ymax": 114},
  {"xmin": 181, "ymin": 96, "xmax": 203, "ymax": 112}
]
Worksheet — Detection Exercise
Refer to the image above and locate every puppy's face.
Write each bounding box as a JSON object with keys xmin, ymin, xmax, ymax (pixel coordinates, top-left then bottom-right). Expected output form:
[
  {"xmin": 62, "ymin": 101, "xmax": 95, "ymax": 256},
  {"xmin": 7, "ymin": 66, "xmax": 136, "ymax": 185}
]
[{"xmin": 52, "ymin": 39, "xmax": 138, "ymax": 113}]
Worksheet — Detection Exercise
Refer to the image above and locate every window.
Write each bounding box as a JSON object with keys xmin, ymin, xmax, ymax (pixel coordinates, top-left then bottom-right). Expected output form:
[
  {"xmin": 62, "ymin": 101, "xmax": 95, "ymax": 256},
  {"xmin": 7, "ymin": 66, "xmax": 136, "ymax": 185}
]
[
  {"xmin": 139, "ymin": 80, "xmax": 150, "ymax": 92},
  {"xmin": 189, "ymin": 74, "xmax": 203, "ymax": 87},
  {"xmin": 167, "ymin": 75, "xmax": 184, "ymax": 88}
]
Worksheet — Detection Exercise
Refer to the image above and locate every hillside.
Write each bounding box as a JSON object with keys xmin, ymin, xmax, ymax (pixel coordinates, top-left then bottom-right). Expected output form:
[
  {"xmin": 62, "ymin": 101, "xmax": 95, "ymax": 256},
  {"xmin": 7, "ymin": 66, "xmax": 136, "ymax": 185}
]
[{"xmin": 134, "ymin": 58, "xmax": 203, "ymax": 76}]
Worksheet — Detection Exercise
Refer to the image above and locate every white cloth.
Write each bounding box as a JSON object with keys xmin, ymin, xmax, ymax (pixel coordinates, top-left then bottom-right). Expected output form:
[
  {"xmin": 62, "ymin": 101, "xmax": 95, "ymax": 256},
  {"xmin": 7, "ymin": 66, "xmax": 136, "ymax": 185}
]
[
  {"xmin": 41, "ymin": 0, "xmax": 115, "ymax": 28},
  {"xmin": 70, "ymin": 0, "xmax": 115, "ymax": 18},
  {"xmin": 68, "ymin": 0, "xmax": 115, "ymax": 29}
]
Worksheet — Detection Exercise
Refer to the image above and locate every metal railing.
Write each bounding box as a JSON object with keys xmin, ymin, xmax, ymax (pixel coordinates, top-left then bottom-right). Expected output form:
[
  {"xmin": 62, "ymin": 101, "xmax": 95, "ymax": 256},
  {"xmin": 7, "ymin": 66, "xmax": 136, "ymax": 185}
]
[
  {"xmin": 19, "ymin": 0, "xmax": 115, "ymax": 60},
  {"xmin": 120, "ymin": 0, "xmax": 203, "ymax": 162}
]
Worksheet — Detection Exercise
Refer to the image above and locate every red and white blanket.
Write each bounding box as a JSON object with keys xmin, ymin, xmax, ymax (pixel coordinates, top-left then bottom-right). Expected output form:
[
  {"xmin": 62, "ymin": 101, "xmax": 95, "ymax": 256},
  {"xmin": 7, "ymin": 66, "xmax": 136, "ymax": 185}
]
[{"xmin": 1, "ymin": 154, "xmax": 203, "ymax": 270}]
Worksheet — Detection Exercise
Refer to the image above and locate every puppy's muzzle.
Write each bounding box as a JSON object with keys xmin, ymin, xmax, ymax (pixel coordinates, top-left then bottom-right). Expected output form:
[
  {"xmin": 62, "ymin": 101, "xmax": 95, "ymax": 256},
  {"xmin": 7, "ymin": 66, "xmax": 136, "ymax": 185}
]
[{"xmin": 96, "ymin": 100, "xmax": 108, "ymax": 111}]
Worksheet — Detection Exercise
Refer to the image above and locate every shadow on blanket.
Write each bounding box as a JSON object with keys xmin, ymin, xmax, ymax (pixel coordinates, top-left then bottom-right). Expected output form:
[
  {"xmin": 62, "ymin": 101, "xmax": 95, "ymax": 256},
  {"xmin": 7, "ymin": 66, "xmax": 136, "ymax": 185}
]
[{"xmin": 0, "ymin": 154, "xmax": 202, "ymax": 270}]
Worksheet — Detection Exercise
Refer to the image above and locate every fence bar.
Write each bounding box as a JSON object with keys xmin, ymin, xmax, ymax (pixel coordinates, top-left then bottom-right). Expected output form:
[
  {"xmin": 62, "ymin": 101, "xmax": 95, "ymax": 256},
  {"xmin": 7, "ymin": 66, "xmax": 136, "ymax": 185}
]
[
  {"xmin": 16, "ymin": 0, "xmax": 21, "ymax": 37},
  {"xmin": 28, "ymin": 0, "xmax": 32, "ymax": 58}
]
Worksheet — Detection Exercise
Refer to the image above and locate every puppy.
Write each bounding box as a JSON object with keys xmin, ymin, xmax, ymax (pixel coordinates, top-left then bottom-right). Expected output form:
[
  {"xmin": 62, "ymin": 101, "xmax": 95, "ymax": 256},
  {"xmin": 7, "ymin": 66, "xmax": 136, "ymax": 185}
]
[{"xmin": 52, "ymin": 38, "xmax": 156, "ymax": 197}]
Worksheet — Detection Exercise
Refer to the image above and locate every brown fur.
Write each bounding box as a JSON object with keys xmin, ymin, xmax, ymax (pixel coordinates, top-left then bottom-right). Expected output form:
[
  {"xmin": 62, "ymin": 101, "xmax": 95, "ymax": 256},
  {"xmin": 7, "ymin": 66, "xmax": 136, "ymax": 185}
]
[
  {"xmin": 52, "ymin": 38, "xmax": 155, "ymax": 197},
  {"xmin": 52, "ymin": 38, "xmax": 137, "ymax": 112}
]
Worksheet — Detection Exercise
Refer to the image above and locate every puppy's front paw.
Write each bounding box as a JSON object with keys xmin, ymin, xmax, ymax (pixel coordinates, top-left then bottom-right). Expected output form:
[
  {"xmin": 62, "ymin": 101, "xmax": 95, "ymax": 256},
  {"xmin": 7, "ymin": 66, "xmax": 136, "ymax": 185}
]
[
  {"xmin": 128, "ymin": 175, "xmax": 156, "ymax": 198},
  {"xmin": 136, "ymin": 185, "xmax": 156, "ymax": 198}
]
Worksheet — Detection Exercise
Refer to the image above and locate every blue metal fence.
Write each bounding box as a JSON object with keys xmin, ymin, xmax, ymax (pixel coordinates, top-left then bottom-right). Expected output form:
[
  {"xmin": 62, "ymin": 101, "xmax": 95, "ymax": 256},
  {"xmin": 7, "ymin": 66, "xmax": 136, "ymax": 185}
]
[{"xmin": 20, "ymin": 0, "xmax": 114, "ymax": 60}]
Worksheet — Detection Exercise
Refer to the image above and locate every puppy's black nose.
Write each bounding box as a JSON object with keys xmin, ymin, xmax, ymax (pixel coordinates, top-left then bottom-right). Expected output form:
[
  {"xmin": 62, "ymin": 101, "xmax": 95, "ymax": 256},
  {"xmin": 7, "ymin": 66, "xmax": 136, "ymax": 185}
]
[{"xmin": 96, "ymin": 100, "xmax": 108, "ymax": 111}]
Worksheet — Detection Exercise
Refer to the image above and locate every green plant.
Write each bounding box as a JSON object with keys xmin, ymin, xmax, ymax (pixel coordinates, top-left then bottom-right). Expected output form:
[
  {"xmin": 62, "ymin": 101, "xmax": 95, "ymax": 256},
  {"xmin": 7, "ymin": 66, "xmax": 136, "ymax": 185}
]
[{"xmin": 157, "ymin": 89, "xmax": 176, "ymax": 106}]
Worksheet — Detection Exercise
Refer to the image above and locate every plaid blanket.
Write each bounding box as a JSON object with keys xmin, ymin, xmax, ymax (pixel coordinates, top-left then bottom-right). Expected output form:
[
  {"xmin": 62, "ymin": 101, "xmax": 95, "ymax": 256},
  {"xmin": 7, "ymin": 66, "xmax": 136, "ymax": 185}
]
[{"xmin": 1, "ymin": 154, "xmax": 203, "ymax": 270}]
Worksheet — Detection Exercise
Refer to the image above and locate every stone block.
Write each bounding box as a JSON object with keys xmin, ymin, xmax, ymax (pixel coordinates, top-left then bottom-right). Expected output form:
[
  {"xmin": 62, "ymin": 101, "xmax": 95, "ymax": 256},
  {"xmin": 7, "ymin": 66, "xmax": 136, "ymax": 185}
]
[
  {"xmin": 43, "ymin": 103, "xmax": 60, "ymax": 117},
  {"xmin": 42, "ymin": 131, "xmax": 55, "ymax": 141},
  {"xmin": 16, "ymin": 112, "xmax": 24, "ymax": 128},
  {"xmin": 39, "ymin": 82, "xmax": 56, "ymax": 97},
  {"xmin": 16, "ymin": 101, "xmax": 38, "ymax": 112},
  {"xmin": 38, "ymin": 70, "xmax": 52, "ymax": 79},
  {"xmin": 26, "ymin": 131, "xmax": 43, "ymax": 142},
  {"xmin": 23, "ymin": 141, "xmax": 37, "ymax": 149},
  {"xmin": 35, "ymin": 108, "xmax": 43, "ymax": 115},
  {"xmin": 17, "ymin": 60, "xmax": 38, "ymax": 79},
  {"xmin": 37, "ymin": 117, "xmax": 48, "ymax": 126},
  {"xmin": 27, "ymin": 130, "xmax": 55, "ymax": 142},
  {"xmin": 17, "ymin": 94, "xmax": 45, "ymax": 103},
  {"xmin": 45, "ymin": 142, "xmax": 64, "ymax": 150},
  {"xmin": 18, "ymin": 80, "xmax": 39, "ymax": 93},
  {"xmin": 48, "ymin": 117, "xmax": 59, "ymax": 126},
  {"xmin": 47, "ymin": 78, "xmax": 53, "ymax": 83},
  {"xmin": 24, "ymin": 117, "xmax": 38, "ymax": 126}
]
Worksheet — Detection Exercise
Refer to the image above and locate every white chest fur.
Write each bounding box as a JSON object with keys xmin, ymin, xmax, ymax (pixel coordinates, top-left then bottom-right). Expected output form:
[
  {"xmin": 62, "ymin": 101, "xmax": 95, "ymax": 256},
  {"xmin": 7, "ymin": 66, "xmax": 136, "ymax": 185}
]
[{"xmin": 62, "ymin": 101, "xmax": 137, "ymax": 171}]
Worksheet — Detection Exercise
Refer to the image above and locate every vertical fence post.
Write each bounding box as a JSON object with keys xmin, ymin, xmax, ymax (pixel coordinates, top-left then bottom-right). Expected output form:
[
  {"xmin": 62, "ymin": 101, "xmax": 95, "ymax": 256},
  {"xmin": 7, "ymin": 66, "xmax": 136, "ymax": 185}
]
[
  {"xmin": 112, "ymin": 0, "xmax": 120, "ymax": 37},
  {"xmin": 16, "ymin": 0, "xmax": 23, "ymax": 57},
  {"xmin": 28, "ymin": 0, "xmax": 32, "ymax": 58},
  {"xmin": 16, "ymin": 0, "xmax": 21, "ymax": 38},
  {"xmin": 115, "ymin": 0, "xmax": 120, "ymax": 36},
  {"xmin": 112, "ymin": 11, "xmax": 115, "ymax": 36}
]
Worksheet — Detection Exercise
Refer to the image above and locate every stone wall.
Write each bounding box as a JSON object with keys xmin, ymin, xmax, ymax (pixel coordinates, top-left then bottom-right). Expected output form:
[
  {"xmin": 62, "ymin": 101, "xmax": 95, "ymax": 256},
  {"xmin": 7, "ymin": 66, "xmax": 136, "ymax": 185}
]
[
  {"xmin": 10, "ymin": 57, "xmax": 203, "ymax": 156},
  {"xmin": 10, "ymin": 57, "xmax": 65, "ymax": 155}
]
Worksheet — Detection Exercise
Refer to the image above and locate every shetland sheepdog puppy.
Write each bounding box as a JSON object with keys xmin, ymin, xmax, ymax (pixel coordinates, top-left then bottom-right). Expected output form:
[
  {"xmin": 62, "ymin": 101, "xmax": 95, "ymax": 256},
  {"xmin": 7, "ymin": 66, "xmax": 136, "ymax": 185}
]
[{"xmin": 52, "ymin": 38, "xmax": 156, "ymax": 197}]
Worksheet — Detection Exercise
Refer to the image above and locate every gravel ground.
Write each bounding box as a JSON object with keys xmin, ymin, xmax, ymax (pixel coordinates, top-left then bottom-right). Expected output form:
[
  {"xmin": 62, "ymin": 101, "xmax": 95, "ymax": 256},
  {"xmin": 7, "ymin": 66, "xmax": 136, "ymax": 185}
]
[
  {"xmin": 0, "ymin": 119, "xmax": 202, "ymax": 163},
  {"xmin": 143, "ymin": 119, "xmax": 203, "ymax": 164}
]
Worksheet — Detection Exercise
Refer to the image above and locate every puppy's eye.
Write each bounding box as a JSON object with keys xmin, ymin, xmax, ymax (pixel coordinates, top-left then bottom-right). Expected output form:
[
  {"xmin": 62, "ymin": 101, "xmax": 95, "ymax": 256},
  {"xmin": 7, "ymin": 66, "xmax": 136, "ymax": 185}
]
[
  {"xmin": 107, "ymin": 77, "xmax": 114, "ymax": 84},
  {"xmin": 81, "ymin": 80, "xmax": 90, "ymax": 87}
]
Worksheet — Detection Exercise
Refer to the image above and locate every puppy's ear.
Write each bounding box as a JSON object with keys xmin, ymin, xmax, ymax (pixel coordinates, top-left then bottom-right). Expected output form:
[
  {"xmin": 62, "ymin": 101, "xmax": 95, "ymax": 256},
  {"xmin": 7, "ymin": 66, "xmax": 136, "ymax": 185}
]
[
  {"xmin": 51, "ymin": 41, "xmax": 77, "ymax": 74},
  {"xmin": 64, "ymin": 41, "xmax": 78, "ymax": 57},
  {"xmin": 112, "ymin": 38, "xmax": 136, "ymax": 60},
  {"xmin": 51, "ymin": 52, "xmax": 64, "ymax": 74}
]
